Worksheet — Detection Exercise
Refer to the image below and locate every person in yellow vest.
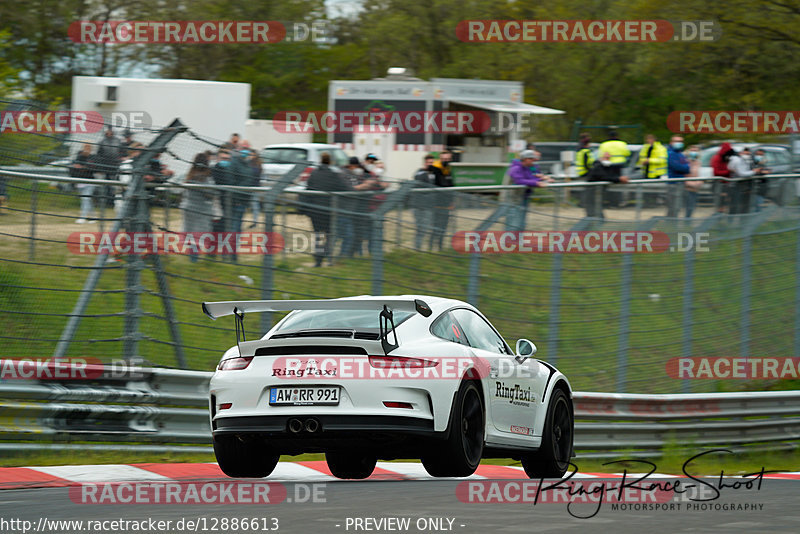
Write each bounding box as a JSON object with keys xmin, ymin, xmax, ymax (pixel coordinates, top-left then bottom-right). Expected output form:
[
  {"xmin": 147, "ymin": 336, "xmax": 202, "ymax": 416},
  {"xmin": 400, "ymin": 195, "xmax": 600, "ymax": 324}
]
[
  {"xmin": 574, "ymin": 133, "xmax": 595, "ymax": 179},
  {"xmin": 595, "ymin": 130, "xmax": 630, "ymax": 209},
  {"xmin": 639, "ymin": 134, "xmax": 668, "ymax": 179},
  {"xmin": 639, "ymin": 134, "xmax": 667, "ymax": 207},
  {"xmin": 597, "ymin": 129, "xmax": 630, "ymax": 166}
]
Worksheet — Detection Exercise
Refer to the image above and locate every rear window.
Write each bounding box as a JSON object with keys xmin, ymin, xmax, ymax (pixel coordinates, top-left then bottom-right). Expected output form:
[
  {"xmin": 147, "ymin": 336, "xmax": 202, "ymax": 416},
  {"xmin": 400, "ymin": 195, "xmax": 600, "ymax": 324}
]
[
  {"xmin": 322, "ymin": 148, "xmax": 350, "ymax": 168},
  {"xmin": 261, "ymin": 148, "xmax": 309, "ymax": 164},
  {"xmin": 275, "ymin": 309, "xmax": 414, "ymax": 332}
]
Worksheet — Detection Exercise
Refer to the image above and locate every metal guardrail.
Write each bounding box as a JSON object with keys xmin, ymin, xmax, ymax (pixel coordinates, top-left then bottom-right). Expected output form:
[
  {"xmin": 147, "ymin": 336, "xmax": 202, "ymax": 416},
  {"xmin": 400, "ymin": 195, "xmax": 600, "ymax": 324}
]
[{"xmin": 1, "ymin": 363, "xmax": 797, "ymax": 458}]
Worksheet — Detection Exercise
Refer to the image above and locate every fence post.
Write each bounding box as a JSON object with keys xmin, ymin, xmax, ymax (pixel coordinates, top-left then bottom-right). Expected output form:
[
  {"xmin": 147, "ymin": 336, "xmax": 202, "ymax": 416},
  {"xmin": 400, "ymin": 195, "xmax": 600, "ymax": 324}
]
[
  {"xmin": 616, "ymin": 219, "xmax": 657, "ymax": 392},
  {"xmin": 741, "ymin": 218, "xmax": 753, "ymax": 362},
  {"xmin": 795, "ymin": 223, "xmax": 800, "ymax": 359},
  {"xmin": 370, "ymin": 215, "xmax": 384, "ymax": 295},
  {"xmin": 123, "ymin": 174, "xmax": 148, "ymax": 361},
  {"xmin": 681, "ymin": 238, "xmax": 696, "ymax": 394},
  {"xmin": 54, "ymin": 119, "xmax": 188, "ymax": 360},
  {"xmin": 28, "ymin": 180, "xmax": 38, "ymax": 261},
  {"xmin": 548, "ymin": 219, "xmax": 589, "ymax": 366},
  {"xmin": 466, "ymin": 204, "xmax": 511, "ymax": 307}
]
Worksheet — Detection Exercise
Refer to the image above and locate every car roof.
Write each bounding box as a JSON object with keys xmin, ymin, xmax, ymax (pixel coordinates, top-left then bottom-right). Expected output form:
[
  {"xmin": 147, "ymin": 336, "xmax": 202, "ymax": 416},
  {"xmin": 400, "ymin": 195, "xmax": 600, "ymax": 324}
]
[{"xmin": 342, "ymin": 294, "xmax": 473, "ymax": 315}]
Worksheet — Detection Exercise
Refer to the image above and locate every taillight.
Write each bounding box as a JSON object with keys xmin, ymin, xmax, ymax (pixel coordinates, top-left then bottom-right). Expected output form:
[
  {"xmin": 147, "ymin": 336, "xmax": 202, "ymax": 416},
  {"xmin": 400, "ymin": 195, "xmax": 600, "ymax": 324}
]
[
  {"xmin": 383, "ymin": 401, "xmax": 413, "ymax": 409},
  {"xmin": 368, "ymin": 355, "xmax": 439, "ymax": 369},
  {"xmin": 298, "ymin": 166, "xmax": 313, "ymax": 183},
  {"xmin": 217, "ymin": 356, "xmax": 254, "ymax": 371},
  {"xmin": 218, "ymin": 403, "xmax": 233, "ymax": 410}
]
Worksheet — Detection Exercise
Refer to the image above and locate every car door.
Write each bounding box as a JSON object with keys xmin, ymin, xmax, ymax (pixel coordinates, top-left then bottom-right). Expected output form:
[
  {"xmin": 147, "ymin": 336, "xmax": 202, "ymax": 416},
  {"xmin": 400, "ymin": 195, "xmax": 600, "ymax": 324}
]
[{"xmin": 449, "ymin": 309, "xmax": 548, "ymax": 439}]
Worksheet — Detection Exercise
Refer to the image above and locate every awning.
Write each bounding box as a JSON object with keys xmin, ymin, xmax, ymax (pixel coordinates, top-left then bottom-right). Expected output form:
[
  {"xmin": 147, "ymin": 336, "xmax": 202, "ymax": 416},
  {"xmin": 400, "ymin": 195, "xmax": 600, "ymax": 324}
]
[{"xmin": 449, "ymin": 98, "xmax": 565, "ymax": 115}]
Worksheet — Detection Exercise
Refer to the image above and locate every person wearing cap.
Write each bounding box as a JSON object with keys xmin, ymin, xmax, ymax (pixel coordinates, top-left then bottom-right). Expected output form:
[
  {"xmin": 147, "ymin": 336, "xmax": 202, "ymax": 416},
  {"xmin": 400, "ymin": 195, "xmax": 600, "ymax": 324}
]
[
  {"xmin": 506, "ymin": 149, "xmax": 552, "ymax": 231},
  {"xmin": 364, "ymin": 154, "xmax": 383, "ymax": 177}
]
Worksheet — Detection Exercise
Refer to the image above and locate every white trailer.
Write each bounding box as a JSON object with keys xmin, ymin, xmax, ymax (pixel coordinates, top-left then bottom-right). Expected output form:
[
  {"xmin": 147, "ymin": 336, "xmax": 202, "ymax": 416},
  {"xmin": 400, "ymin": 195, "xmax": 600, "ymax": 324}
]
[{"xmin": 71, "ymin": 76, "xmax": 251, "ymax": 178}]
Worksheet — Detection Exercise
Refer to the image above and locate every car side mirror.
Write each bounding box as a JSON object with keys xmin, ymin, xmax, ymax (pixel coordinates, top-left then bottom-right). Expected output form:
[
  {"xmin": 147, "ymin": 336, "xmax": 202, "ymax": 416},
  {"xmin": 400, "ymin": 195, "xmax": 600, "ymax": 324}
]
[{"xmin": 515, "ymin": 339, "xmax": 537, "ymax": 360}]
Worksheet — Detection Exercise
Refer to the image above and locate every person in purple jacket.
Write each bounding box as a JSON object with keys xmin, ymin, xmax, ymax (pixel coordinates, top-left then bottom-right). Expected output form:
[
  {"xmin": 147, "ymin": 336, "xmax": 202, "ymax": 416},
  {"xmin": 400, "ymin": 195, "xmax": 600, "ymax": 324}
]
[{"xmin": 506, "ymin": 149, "xmax": 552, "ymax": 230}]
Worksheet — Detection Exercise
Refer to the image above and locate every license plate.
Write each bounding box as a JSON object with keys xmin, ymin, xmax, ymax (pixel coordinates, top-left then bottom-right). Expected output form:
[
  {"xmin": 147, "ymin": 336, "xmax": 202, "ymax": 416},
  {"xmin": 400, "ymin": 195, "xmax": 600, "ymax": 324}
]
[{"xmin": 269, "ymin": 386, "xmax": 340, "ymax": 406}]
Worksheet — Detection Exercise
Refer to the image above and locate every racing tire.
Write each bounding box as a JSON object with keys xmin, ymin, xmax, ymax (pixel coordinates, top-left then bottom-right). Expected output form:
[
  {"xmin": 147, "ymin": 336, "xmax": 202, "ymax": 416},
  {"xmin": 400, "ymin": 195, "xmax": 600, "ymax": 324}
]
[
  {"xmin": 325, "ymin": 452, "xmax": 377, "ymax": 479},
  {"xmin": 521, "ymin": 388, "xmax": 573, "ymax": 479},
  {"xmin": 422, "ymin": 381, "xmax": 484, "ymax": 477},
  {"xmin": 213, "ymin": 434, "xmax": 279, "ymax": 478}
]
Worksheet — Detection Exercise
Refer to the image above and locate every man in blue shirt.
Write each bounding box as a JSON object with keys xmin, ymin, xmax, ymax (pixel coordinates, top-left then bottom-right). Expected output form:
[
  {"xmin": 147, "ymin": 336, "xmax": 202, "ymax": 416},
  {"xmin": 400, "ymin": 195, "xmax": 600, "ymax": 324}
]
[{"xmin": 666, "ymin": 135, "xmax": 690, "ymax": 218}]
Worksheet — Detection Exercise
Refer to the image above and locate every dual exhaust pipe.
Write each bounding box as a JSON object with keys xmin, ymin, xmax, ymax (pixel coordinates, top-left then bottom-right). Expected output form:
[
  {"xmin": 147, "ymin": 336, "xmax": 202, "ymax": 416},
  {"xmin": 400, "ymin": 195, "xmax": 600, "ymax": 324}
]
[{"xmin": 288, "ymin": 417, "xmax": 320, "ymax": 433}]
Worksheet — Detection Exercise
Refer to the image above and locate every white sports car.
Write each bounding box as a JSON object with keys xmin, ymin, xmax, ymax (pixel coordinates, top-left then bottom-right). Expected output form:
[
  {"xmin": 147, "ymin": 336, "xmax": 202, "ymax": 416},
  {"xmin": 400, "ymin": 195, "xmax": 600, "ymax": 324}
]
[{"xmin": 203, "ymin": 295, "xmax": 574, "ymax": 479}]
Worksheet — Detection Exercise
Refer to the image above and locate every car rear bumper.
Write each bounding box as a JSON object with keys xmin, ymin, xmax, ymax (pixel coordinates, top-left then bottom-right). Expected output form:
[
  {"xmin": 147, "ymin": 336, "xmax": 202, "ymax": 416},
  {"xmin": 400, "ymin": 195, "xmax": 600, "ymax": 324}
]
[{"xmin": 212, "ymin": 414, "xmax": 440, "ymax": 456}]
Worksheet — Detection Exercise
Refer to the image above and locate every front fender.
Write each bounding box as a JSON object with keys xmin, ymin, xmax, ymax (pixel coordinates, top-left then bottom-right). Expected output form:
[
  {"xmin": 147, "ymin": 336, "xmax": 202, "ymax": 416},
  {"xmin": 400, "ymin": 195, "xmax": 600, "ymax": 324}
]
[{"xmin": 533, "ymin": 364, "xmax": 573, "ymax": 437}]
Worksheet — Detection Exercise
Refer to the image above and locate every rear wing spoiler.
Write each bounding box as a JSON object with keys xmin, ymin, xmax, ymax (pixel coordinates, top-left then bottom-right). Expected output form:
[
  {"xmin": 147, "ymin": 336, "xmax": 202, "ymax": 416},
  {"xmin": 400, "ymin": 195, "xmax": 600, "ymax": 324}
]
[
  {"xmin": 201, "ymin": 297, "xmax": 432, "ymax": 355},
  {"xmin": 202, "ymin": 297, "xmax": 432, "ymax": 320}
]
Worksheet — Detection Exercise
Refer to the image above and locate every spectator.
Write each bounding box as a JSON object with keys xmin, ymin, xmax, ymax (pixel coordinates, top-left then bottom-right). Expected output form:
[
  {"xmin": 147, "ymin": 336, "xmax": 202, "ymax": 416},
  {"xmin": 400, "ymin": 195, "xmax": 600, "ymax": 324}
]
[
  {"xmin": 181, "ymin": 152, "xmax": 214, "ymax": 263},
  {"xmin": 122, "ymin": 129, "xmax": 135, "ymax": 150},
  {"xmin": 573, "ymin": 133, "xmax": 594, "ymax": 180},
  {"xmin": 364, "ymin": 153, "xmax": 379, "ymax": 174},
  {"xmin": 638, "ymin": 134, "xmax": 667, "ymax": 208},
  {"xmin": 597, "ymin": 130, "xmax": 631, "ymax": 168},
  {"xmin": 413, "ymin": 154, "xmax": 438, "ymax": 250},
  {"xmin": 666, "ymin": 135, "xmax": 690, "ymax": 217},
  {"xmin": 96, "ymin": 126, "xmax": 123, "ymax": 207},
  {"xmin": 306, "ymin": 153, "xmax": 353, "ymax": 267},
  {"xmin": 596, "ymin": 130, "xmax": 631, "ymax": 209},
  {"xmin": 430, "ymin": 150, "xmax": 455, "ymax": 250},
  {"xmin": 229, "ymin": 133, "xmax": 241, "ymax": 150},
  {"xmin": 684, "ymin": 145, "xmax": 704, "ymax": 218},
  {"xmin": 73, "ymin": 143, "xmax": 97, "ymax": 224},
  {"xmin": 228, "ymin": 147, "xmax": 257, "ymax": 244},
  {"xmin": 507, "ymin": 149, "xmax": 552, "ymax": 230},
  {"xmin": 245, "ymin": 147, "xmax": 263, "ymax": 228},
  {"xmin": 338, "ymin": 157, "xmax": 373, "ymax": 257},
  {"xmin": 144, "ymin": 152, "xmax": 174, "ymax": 184},
  {"xmin": 753, "ymin": 149, "xmax": 771, "ymax": 210},
  {"xmin": 728, "ymin": 148, "xmax": 767, "ymax": 214},
  {"xmin": 212, "ymin": 149, "xmax": 233, "ymax": 233},
  {"xmin": 639, "ymin": 134, "xmax": 668, "ymax": 179},
  {"xmin": 114, "ymin": 142, "xmax": 144, "ymax": 218},
  {"xmin": 711, "ymin": 142, "xmax": 734, "ymax": 213},
  {"xmin": 584, "ymin": 152, "xmax": 630, "ymax": 219},
  {"xmin": 348, "ymin": 157, "xmax": 386, "ymax": 256}
]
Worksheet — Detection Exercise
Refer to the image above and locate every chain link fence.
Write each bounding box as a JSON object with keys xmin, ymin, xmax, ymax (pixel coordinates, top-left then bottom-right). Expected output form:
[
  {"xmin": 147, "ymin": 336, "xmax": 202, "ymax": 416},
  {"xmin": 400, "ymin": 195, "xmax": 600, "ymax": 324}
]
[{"xmin": 2, "ymin": 116, "xmax": 800, "ymax": 395}]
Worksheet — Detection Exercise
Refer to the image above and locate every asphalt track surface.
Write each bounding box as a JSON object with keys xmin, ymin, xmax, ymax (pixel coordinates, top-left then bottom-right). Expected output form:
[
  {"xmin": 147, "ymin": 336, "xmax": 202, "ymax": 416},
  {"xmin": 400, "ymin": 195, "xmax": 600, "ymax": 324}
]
[{"xmin": 2, "ymin": 478, "xmax": 799, "ymax": 534}]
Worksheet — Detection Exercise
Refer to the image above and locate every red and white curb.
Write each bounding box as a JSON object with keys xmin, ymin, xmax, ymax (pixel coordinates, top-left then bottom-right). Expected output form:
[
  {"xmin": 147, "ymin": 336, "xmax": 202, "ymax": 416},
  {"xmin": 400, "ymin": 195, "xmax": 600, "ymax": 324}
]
[{"xmin": 1, "ymin": 462, "xmax": 798, "ymax": 490}]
